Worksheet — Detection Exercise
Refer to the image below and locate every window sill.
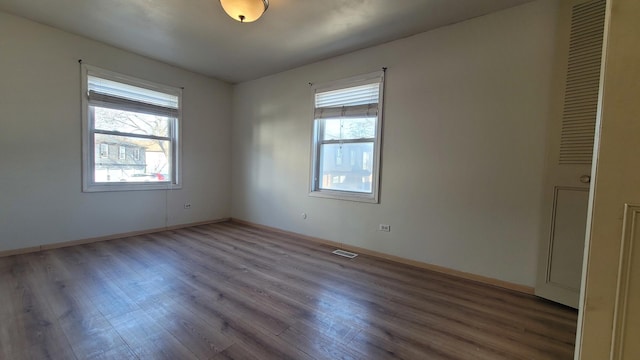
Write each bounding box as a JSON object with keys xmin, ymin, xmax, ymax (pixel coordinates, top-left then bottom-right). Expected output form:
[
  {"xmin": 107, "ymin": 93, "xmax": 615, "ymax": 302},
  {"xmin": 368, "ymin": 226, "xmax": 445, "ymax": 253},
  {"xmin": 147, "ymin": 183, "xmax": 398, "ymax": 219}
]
[
  {"xmin": 83, "ymin": 182, "xmax": 181, "ymax": 192},
  {"xmin": 308, "ymin": 190, "xmax": 378, "ymax": 203}
]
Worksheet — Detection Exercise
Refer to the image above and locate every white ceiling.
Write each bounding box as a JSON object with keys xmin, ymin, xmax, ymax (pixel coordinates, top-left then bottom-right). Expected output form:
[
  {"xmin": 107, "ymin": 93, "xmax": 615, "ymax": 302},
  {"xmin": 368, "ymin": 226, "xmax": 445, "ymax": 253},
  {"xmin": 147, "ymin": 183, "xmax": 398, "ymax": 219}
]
[{"xmin": 0, "ymin": 0, "xmax": 534, "ymax": 83}]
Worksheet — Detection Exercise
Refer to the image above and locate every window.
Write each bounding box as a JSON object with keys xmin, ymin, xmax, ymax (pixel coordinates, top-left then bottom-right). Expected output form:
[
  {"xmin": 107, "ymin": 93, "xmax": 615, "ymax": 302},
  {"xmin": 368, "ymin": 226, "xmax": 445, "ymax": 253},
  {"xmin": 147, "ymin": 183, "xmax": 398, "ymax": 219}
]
[
  {"xmin": 99, "ymin": 143, "xmax": 109, "ymax": 158},
  {"xmin": 310, "ymin": 71, "xmax": 385, "ymax": 202},
  {"xmin": 81, "ymin": 65, "xmax": 181, "ymax": 191}
]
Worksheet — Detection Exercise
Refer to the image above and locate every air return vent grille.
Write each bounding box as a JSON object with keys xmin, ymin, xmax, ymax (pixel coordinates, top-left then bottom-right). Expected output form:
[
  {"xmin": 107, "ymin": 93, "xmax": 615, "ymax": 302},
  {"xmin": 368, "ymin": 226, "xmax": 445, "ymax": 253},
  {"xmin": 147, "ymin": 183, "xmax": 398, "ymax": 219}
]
[
  {"xmin": 558, "ymin": 0, "xmax": 605, "ymax": 165},
  {"xmin": 332, "ymin": 249, "xmax": 358, "ymax": 259}
]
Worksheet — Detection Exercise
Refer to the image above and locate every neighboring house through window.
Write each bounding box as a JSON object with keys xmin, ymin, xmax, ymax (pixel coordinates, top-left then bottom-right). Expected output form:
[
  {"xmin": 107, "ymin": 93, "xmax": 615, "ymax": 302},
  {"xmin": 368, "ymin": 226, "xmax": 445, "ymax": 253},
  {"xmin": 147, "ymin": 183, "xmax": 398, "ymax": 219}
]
[
  {"xmin": 81, "ymin": 64, "xmax": 182, "ymax": 191},
  {"xmin": 310, "ymin": 71, "xmax": 385, "ymax": 203}
]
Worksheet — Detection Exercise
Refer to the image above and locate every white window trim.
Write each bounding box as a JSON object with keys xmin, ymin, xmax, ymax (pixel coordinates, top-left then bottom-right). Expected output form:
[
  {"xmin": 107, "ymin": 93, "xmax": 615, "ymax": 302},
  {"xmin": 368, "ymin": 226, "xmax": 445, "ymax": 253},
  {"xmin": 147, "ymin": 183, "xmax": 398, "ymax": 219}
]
[
  {"xmin": 309, "ymin": 70, "xmax": 385, "ymax": 203},
  {"xmin": 81, "ymin": 64, "xmax": 182, "ymax": 192}
]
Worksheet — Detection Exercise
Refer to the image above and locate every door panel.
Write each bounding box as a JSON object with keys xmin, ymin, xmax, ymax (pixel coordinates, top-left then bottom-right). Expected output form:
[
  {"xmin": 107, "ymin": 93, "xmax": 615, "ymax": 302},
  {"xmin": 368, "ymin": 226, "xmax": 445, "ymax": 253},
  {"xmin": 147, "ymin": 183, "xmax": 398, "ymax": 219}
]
[
  {"xmin": 535, "ymin": 0, "xmax": 605, "ymax": 308},
  {"xmin": 611, "ymin": 205, "xmax": 640, "ymax": 359},
  {"xmin": 547, "ymin": 187, "xmax": 589, "ymax": 291}
]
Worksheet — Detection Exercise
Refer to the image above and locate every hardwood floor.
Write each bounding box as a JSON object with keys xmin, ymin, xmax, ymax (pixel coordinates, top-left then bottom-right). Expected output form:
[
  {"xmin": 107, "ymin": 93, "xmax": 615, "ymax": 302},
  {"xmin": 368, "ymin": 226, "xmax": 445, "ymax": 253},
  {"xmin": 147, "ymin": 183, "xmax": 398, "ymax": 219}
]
[{"xmin": 0, "ymin": 221, "xmax": 578, "ymax": 359}]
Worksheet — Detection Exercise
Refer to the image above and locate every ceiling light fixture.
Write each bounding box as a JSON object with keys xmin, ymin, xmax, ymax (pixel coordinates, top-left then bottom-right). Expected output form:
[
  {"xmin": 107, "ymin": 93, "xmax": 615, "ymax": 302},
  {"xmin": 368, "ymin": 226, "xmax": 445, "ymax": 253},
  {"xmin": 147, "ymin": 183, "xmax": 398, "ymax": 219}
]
[{"xmin": 220, "ymin": 0, "xmax": 269, "ymax": 23}]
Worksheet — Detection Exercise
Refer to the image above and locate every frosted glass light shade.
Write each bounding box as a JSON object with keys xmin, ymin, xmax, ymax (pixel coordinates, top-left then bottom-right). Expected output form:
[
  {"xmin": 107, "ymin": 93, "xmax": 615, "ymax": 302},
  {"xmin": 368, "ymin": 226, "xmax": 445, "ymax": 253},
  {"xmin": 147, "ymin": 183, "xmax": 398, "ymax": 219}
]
[{"xmin": 220, "ymin": 0, "xmax": 269, "ymax": 23}]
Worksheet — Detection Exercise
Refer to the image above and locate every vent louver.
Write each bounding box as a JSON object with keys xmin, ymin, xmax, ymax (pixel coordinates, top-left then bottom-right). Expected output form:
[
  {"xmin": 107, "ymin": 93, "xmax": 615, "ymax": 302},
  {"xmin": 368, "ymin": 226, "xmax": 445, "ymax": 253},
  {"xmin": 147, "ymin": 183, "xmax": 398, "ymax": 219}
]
[
  {"xmin": 558, "ymin": 0, "xmax": 605, "ymax": 165},
  {"xmin": 332, "ymin": 249, "xmax": 358, "ymax": 259}
]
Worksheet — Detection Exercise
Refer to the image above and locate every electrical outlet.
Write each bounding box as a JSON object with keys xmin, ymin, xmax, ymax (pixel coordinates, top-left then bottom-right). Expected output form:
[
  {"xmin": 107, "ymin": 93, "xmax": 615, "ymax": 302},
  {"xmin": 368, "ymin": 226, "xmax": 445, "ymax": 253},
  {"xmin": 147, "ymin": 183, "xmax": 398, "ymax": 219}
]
[
  {"xmin": 183, "ymin": 202, "xmax": 192, "ymax": 209},
  {"xmin": 379, "ymin": 224, "xmax": 391, "ymax": 232}
]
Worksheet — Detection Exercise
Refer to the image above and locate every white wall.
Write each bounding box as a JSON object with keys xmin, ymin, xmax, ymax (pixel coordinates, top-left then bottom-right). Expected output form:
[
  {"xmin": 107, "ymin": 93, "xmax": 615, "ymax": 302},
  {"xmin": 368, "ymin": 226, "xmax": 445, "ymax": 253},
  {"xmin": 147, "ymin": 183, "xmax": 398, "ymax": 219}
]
[
  {"xmin": 231, "ymin": 0, "xmax": 558, "ymax": 287},
  {"xmin": 0, "ymin": 12, "xmax": 232, "ymax": 252}
]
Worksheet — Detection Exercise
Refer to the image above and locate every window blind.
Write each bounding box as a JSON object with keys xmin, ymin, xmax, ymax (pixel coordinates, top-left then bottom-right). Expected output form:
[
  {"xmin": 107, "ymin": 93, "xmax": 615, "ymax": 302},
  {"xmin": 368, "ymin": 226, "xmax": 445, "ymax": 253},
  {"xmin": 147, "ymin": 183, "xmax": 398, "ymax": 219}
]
[
  {"xmin": 88, "ymin": 75, "xmax": 179, "ymax": 118},
  {"xmin": 315, "ymin": 82, "xmax": 380, "ymax": 119}
]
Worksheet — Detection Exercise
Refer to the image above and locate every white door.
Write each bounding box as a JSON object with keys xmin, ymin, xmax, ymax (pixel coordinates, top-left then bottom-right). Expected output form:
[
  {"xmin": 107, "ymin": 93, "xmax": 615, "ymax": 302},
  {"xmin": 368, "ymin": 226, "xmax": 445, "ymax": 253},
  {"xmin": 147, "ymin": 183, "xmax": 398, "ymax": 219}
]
[
  {"xmin": 575, "ymin": 0, "xmax": 640, "ymax": 357},
  {"xmin": 535, "ymin": 0, "xmax": 606, "ymax": 308}
]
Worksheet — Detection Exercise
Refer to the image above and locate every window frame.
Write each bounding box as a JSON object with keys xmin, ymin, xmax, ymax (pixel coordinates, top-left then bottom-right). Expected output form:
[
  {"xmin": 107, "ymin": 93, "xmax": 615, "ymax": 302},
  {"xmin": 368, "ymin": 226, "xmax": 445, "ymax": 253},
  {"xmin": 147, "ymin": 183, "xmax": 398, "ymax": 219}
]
[
  {"xmin": 81, "ymin": 64, "xmax": 182, "ymax": 192},
  {"xmin": 309, "ymin": 71, "xmax": 385, "ymax": 203}
]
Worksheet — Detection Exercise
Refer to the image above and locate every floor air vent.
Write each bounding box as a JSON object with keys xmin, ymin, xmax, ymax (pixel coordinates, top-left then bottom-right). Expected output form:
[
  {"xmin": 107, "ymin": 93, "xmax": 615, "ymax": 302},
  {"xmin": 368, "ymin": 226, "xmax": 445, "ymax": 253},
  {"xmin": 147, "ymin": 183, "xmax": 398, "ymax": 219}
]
[{"xmin": 332, "ymin": 249, "xmax": 358, "ymax": 259}]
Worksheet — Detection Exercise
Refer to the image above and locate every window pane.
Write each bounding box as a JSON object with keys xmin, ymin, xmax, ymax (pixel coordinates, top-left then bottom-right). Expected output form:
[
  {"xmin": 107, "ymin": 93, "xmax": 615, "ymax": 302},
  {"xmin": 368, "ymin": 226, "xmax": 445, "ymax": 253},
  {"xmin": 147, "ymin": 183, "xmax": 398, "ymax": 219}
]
[
  {"xmin": 94, "ymin": 133, "xmax": 171, "ymax": 183},
  {"xmin": 322, "ymin": 117, "xmax": 376, "ymax": 140},
  {"xmin": 93, "ymin": 106, "xmax": 171, "ymax": 137},
  {"xmin": 319, "ymin": 142, "xmax": 374, "ymax": 193}
]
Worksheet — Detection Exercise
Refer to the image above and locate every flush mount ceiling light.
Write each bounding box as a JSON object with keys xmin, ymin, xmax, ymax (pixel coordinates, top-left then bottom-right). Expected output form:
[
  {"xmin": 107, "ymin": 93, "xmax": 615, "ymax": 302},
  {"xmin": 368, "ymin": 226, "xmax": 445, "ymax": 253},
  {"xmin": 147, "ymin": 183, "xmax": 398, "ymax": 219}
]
[{"xmin": 220, "ymin": 0, "xmax": 269, "ymax": 23}]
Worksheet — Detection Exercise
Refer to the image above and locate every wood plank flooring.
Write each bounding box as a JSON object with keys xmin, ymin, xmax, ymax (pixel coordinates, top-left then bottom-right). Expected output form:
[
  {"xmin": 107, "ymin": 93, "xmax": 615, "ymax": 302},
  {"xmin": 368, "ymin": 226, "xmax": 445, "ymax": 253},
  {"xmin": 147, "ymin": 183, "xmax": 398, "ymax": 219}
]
[{"xmin": 0, "ymin": 221, "xmax": 578, "ymax": 359}]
